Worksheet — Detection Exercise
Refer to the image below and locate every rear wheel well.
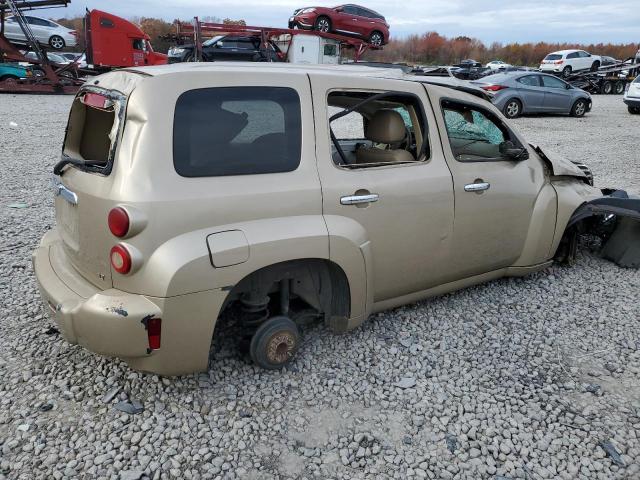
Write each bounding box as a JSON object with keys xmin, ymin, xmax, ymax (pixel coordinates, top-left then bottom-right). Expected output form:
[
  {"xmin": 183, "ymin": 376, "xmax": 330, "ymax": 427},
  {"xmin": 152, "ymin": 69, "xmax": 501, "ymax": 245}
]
[{"xmin": 221, "ymin": 259, "xmax": 351, "ymax": 332}]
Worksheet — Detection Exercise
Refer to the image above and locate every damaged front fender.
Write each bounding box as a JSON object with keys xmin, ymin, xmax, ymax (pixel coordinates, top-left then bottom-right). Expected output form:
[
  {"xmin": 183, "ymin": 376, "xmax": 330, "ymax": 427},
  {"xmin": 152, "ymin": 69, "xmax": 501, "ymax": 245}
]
[{"xmin": 565, "ymin": 190, "xmax": 640, "ymax": 268}]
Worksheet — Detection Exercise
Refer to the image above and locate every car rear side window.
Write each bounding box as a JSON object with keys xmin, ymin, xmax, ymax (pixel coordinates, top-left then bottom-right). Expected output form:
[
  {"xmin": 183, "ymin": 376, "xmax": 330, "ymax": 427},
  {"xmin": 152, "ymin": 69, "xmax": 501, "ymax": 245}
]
[
  {"xmin": 541, "ymin": 75, "xmax": 567, "ymax": 89},
  {"xmin": 173, "ymin": 87, "xmax": 302, "ymax": 177}
]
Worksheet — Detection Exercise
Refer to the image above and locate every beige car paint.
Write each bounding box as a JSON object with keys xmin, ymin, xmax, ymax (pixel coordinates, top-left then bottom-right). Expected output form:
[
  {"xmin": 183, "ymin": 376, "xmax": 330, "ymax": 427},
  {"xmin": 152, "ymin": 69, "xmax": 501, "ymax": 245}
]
[{"xmin": 33, "ymin": 63, "xmax": 612, "ymax": 375}]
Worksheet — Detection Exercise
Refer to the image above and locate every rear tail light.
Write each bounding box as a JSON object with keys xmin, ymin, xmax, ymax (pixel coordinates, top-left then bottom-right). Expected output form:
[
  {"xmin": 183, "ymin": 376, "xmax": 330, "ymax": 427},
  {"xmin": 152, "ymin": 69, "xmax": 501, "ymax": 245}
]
[
  {"xmin": 145, "ymin": 317, "xmax": 162, "ymax": 350},
  {"xmin": 108, "ymin": 207, "xmax": 130, "ymax": 237},
  {"xmin": 110, "ymin": 244, "xmax": 132, "ymax": 274},
  {"xmin": 481, "ymin": 85, "xmax": 509, "ymax": 92},
  {"xmin": 70, "ymin": 31, "xmax": 78, "ymax": 36},
  {"xmin": 554, "ymin": 60, "xmax": 564, "ymax": 65}
]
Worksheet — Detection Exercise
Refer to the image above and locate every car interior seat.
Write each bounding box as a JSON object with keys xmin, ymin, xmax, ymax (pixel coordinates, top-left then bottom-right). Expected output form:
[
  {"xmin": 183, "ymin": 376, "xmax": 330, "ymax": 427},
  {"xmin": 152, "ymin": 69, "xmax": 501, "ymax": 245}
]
[{"xmin": 355, "ymin": 109, "xmax": 415, "ymax": 164}]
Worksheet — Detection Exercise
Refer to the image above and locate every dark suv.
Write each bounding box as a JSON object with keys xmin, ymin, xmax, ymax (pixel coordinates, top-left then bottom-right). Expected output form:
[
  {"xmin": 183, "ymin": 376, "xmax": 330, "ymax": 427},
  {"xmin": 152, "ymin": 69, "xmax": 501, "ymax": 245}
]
[{"xmin": 168, "ymin": 35, "xmax": 283, "ymax": 63}]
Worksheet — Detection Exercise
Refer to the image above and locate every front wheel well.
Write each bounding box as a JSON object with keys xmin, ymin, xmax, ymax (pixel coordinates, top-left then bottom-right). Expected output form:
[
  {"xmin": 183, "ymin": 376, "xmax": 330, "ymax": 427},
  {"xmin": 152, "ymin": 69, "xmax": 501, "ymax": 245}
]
[{"xmin": 221, "ymin": 259, "xmax": 351, "ymax": 331}]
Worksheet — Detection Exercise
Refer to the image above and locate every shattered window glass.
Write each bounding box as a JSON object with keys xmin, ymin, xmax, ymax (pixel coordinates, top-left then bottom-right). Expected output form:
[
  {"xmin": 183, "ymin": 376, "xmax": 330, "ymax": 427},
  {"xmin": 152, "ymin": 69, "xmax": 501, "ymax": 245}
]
[{"xmin": 443, "ymin": 102, "xmax": 510, "ymax": 161}]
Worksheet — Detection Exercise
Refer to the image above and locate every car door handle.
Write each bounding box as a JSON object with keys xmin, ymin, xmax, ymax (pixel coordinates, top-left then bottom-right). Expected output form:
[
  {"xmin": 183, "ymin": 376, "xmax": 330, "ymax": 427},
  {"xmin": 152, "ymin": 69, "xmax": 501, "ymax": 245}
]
[
  {"xmin": 340, "ymin": 193, "xmax": 379, "ymax": 205},
  {"xmin": 464, "ymin": 182, "xmax": 490, "ymax": 193}
]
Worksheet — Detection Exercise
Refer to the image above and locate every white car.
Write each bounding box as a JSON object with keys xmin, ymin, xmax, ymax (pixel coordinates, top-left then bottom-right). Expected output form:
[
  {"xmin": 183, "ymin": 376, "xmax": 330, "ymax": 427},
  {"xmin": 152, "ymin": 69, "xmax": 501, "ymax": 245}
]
[
  {"xmin": 3, "ymin": 15, "xmax": 77, "ymax": 50},
  {"xmin": 539, "ymin": 49, "xmax": 601, "ymax": 78},
  {"xmin": 486, "ymin": 60, "xmax": 512, "ymax": 70},
  {"xmin": 624, "ymin": 76, "xmax": 640, "ymax": 114}
]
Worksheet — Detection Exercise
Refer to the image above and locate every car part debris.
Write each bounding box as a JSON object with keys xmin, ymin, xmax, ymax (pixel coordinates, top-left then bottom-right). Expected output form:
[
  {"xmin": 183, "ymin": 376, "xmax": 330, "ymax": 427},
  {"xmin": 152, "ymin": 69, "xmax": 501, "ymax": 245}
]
[
  {"xmin": 114, "ymin": 400, "xmax": 143, "ymax": 415},
  {"xmin": 599, "ymin": 440, "xmax": 625, "ymax": 467}
]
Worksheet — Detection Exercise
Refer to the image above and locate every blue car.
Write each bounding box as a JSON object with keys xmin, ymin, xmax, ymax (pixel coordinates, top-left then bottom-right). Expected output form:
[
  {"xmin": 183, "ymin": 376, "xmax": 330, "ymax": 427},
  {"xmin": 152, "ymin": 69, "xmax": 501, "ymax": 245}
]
[
  {"xmin": 471, "ymin": 72, "xmax": 592, "ymax": 119},
  {"xmin": 0, "ymin": 62, "xmax": 32, "ymax": 82}
]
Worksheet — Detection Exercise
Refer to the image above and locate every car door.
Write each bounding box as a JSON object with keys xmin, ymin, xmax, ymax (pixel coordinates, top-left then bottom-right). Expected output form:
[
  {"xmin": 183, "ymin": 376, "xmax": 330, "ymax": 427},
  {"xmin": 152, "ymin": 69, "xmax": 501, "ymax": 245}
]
[
  {"xmin": 336, "ymin": 5, "xmax": 362, "ymax": 35},
  {"xmin": 310, "ymin": 74, "xmax": 455, "ymax": 303},
  {"xmin": 24, "ymin": 16, "xmax": 49, "ymax": 43},
  {"xmin": 565, "ymin": 51, "xmax": 579, "ymax": 71},
  {"xmin": 3, "ymin": 16, "xmax": 23, "ymax": 42},
  {"xmin": 541, "ymin": 75, "xmax": 573, "ymax": 112},
  {"xmin": 208, "ymin": 37, "xmax": 246, "ymax": 61},
  {"xmin": 515, "ymin": 74, "xmax": 546, "ymax": 112},
  {"xmin": 431, "ymin": 91, "xmax": 547, "ymax": 278}
]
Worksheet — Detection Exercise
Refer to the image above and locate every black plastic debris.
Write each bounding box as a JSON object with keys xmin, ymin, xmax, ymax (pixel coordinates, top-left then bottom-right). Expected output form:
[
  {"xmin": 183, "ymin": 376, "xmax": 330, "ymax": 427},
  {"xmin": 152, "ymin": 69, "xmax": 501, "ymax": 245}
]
[
  {"xmin": 43, "ymin": 327, "xmax": 59, "ymax": 336},
  {"xmin": 445, "ymin": 433, "xmax": 457, "ymax": 453},
  {"xmin": 114, "ymin": 400, "xmax": 144, "ymax": 415},
  {"xmin": 38, "ymin": 402, "xmax": 54, "ymax": 412},
  {"xmin": 599, "ymin": 440, "xmax": 625, "ymax": 467}
]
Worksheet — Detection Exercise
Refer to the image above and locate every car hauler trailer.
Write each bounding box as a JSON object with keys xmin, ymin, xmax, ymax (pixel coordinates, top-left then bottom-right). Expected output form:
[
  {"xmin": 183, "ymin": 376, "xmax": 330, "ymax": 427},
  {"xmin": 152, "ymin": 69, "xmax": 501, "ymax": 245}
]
[
  {"xmin": 167, "ymin": 18, "xmax": 381, "ymax": 64},
  {"xmin": 0, "ymin": 0, "xmax": 82, "ymax": 93},
  {"xmin": 0, "ymin": 2, "xmax": 167, "ymax": 94},
  {"xmin": 564, "ymin": 58, "xmax": 640, "ymax": 95}
]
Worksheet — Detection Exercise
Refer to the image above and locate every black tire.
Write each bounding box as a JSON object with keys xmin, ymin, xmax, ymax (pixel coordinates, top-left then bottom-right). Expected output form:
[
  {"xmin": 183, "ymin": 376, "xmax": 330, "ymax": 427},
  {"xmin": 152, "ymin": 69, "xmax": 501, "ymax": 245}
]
[
  {"xmin": 629, "ymin": 106, "xmax": 640, "ymax": 115},
  {"xmin": 503, "ymin": 98, "xmax": 522, "ymax": 119},
  {"xmin": 0, "ymin": 75, "xmax": 19, "ymax": 82},
  {"xmin": 561, "ymin": 65, "xmax": 572, "ymax": 78},
  {"xmin": 314, "ymin": 16, "xmax": 332, "ymax": 33},
  {"xmin": 570, "ymin": 99, "xmax": 588, "ymax": 117},
  {"xmin": 590, "ymin": 61, "xmax": 600, "ymax": 72},
  {"xmin": 600, "ymin": 81, "xmax": 613, "ymax": 94},
  {"xmin": 614, "ymin": 82, "xmax": 625, "ymax": 95},
  {"xmin": 369, "ymin": 31, "xmax": 384, "ymax": 47},
  {"xmin": 48, "ymin": 35, "xmax": 65, "ymax": 50},
  {"xmin": 249, "ymin": 316, "xmax": 300, "ymax": 370}
]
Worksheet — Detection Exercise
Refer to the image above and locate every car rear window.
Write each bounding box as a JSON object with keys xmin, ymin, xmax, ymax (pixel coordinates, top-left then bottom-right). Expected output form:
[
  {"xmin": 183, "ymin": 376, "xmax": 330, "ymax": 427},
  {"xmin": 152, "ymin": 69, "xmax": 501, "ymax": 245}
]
[
  {"xmin": 173, "ymin": 87, "xmax": 302, "ymax": 177},
  {"xmin": 544, "ymin": 54, "xmax": 563, "ymax": 60}
]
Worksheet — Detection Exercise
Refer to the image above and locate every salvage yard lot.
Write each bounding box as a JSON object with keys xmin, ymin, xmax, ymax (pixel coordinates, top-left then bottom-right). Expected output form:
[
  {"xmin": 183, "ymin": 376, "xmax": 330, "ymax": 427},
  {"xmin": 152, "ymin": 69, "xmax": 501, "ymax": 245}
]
[{"xmin": 0, "ymin": 94, "xmax": 639, "ymax": 479}]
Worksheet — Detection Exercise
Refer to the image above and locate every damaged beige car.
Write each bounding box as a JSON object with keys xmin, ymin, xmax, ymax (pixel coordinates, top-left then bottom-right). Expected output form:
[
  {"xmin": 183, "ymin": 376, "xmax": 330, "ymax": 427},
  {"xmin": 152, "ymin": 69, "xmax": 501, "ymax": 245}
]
[{"xmin": 33, "ymin": 64, "xmax": 640, "ymax": 375}]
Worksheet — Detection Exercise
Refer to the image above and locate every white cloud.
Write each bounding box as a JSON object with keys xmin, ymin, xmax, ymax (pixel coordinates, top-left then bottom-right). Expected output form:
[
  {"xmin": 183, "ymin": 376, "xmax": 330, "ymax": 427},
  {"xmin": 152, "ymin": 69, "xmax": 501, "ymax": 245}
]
[{"xmin": 37, "ymin": 0, "xmax": 640, "ymax": 43}]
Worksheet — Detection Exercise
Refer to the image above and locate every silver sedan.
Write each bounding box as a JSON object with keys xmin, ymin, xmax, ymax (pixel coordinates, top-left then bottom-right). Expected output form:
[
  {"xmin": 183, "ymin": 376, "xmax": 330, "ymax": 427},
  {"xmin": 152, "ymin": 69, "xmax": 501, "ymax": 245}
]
[{"xmin": 472, "ymin": 72, "xmax": 592, "ymax": 119}]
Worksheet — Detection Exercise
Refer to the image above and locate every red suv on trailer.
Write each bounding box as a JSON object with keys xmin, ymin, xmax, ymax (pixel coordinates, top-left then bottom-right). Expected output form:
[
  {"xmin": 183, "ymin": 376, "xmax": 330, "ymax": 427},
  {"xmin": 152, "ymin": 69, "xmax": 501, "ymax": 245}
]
[{"xmin": 289, "ymin": 4, "xmax": 389, "ymax": 46}]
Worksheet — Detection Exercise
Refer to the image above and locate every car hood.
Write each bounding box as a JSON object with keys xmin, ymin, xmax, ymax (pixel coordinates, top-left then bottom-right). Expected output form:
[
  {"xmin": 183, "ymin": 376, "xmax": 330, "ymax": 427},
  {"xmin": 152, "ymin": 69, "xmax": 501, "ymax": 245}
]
[{"xmin": 531, "ymin": 145, "xmax": 588, "ymax": 179}]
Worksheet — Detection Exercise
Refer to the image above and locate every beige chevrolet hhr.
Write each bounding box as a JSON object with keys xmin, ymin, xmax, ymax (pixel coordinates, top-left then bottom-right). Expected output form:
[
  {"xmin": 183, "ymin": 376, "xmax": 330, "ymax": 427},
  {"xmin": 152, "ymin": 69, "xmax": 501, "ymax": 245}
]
[{"xmin": 33, "ymin": 63, "xmax": 640, "ymax": 375}]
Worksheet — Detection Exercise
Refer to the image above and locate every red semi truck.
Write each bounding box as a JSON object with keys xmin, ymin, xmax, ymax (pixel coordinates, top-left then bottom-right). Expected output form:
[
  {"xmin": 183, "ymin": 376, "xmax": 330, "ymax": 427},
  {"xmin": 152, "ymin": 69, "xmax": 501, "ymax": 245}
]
[{"xmin": 85, "ymin": 9, "xmax": 167, "ymax": 69}]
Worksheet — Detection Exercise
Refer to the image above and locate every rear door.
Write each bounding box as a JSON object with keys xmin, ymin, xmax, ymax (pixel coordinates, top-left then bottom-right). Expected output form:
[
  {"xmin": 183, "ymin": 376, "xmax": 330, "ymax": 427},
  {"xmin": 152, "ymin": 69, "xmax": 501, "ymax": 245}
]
[
  {"xmin": 310, "ymin": 74, "xmax": 455, "ymax": 302},
  {"xmin": 209, "ymin": 37, "xmax": 255, "ymax": 61},
  {"xmin": 516, "ymin": 74, "xmax": 546, "ymax": 112},
  {"xmin": 541, "ymin": 75, "xmax": 573, "ymax": 112},
  {"xmin": 336, "ymin": 5, "xmax": 362, "ymax": 35},
  {"xmin": 432, "ymin": 91, "xmax": 546, "ymax": 278}
]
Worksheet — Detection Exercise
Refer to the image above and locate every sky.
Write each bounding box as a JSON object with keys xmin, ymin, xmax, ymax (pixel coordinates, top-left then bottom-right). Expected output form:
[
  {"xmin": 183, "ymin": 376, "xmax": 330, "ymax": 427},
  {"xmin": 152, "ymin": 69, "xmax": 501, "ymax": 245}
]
[{"xmin": 34, "ymin": 0, "xmax": 640, "ymax": 44}]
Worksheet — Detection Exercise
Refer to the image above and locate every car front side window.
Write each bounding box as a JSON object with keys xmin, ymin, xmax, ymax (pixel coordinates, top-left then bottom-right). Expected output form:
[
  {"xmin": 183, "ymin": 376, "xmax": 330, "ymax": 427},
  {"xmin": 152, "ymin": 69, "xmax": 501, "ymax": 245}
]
[{"xmin": 442, "ymin": 100, "xmax": 526, "ymax": 162}]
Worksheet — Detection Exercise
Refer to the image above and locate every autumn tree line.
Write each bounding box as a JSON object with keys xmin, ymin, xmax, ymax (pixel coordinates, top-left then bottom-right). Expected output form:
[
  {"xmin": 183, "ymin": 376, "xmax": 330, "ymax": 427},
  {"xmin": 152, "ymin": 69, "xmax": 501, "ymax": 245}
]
[
  {"xmin": 54, "ymin": 15, "xmax": 638, "ymax": 66},
  {"xmin": 370, "ymin": 32, "xmax": 639, "ymax": 66}
]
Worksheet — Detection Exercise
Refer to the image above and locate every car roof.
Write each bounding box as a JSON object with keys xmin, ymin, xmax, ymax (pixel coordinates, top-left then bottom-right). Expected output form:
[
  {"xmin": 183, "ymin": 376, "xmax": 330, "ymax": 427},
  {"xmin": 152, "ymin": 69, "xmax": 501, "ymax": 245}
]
[
  {"xmin": 121, "ymin": 62, "xmax": 489, "ymax": 100},
  {"xmin": 548, "ymin": 49, "xmax": 584, "ymax": 55},
  {"xmin": 127, "ymin": 62, "xmax": 412, "ymax": 79}
]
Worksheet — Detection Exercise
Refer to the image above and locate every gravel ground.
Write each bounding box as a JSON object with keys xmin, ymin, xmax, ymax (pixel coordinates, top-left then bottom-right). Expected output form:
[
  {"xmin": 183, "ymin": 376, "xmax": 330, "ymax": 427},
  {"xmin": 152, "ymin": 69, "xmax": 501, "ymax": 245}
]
[{"xmin": 0, "ymin": 93, "xmax": 639, "ymax": 480}]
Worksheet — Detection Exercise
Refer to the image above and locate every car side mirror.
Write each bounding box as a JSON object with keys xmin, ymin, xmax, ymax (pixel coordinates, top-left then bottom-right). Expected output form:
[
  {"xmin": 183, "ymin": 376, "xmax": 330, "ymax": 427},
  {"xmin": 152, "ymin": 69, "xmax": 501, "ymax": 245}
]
[
  {"xmin": 335, "ymin": 7, "xmax": 343, "ymax": 12},
  {"xmin": 565, "ymin": 84, "xmax": 572, "ymax": 89},
  {"xmin": 499, "ymin": 141, "xmax": 529, "ymax": 161}
]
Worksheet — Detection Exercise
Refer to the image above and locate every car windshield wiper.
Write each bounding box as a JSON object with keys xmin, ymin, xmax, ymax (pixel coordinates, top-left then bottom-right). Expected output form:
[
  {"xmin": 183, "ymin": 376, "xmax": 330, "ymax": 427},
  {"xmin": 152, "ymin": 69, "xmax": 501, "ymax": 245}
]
[{"xmin": 53, "ymin": 154, "xmax": 106, "ymax": 176}]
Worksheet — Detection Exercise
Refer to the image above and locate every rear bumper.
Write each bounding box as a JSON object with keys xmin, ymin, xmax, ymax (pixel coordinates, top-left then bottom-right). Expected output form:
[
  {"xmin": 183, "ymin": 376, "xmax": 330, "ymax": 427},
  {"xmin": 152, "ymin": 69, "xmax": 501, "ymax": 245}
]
[
  {"xmin": 33, "ymin": 229, "xmax": 227, "ymax": 375},
  {"xmin": 33, "ymin": 230, "xmax": 161, "ymax": 358}
]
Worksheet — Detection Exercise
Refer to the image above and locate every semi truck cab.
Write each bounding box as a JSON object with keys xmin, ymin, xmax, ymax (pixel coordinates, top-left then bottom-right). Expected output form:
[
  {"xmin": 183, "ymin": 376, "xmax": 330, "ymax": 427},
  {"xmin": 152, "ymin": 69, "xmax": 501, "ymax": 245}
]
[{"xmin": 85, "ymin": 10, "xmax": 167, "ymax": 69}]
